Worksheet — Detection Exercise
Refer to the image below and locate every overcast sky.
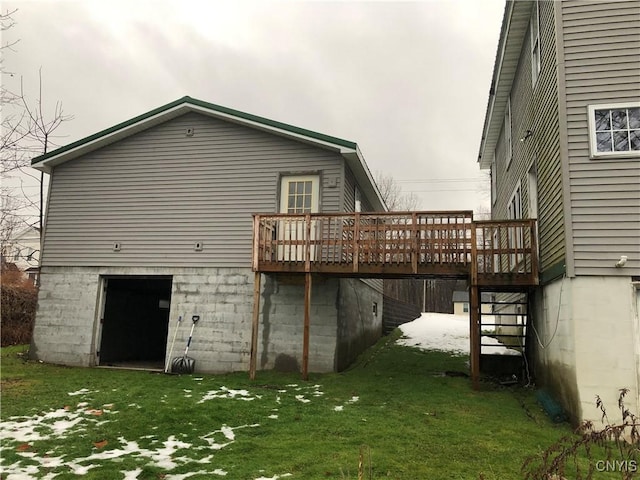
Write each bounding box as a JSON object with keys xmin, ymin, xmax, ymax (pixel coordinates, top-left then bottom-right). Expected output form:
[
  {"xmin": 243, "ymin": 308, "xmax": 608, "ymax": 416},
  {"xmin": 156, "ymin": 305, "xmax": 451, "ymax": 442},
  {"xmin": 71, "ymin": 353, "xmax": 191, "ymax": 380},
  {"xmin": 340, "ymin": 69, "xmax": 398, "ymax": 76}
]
[{"xmin": 3, "ymin": 0, "xmax": 504, "ymax": 213}]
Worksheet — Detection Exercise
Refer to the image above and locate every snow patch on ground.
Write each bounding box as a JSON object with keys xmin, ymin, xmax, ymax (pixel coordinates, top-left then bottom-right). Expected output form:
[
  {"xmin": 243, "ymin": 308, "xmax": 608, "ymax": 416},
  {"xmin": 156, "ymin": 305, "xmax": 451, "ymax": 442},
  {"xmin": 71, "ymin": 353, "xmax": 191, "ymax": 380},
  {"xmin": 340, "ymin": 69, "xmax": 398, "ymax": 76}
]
[
  {"xmin": 201, "ymin": 423, "xmax": 260, "ymax": 451},
  {"xmin": 0, "ymin": 403, "xmax": 114, "ymax": 444},
  {"xmin": 333, "ymin": 395, "xmax": 360, "ymax": 412},
  {"xmin": 255, "ymin": 473, "xmax": 293, "ymax": 480},
  {"xmin": 3, "ymin": 360, "xmax": 365, "ymax": 478},
  {"xmin": 397, "ymin": 312, "xmax": 522, "ymax": 356},
  {"xmin": 289, "ymin": 384, "xmax": 324, "ymax": 403},
  {"xmin": 67, "ymin": 388, "xmax": 92, "ymax": 396},
  {"xmin": 198, "ymin": 386, "xmax": 262, "ymax": 403},
  {"xmin": 0, "ymin": 422, "xmax": 260, "ymax": 478}
]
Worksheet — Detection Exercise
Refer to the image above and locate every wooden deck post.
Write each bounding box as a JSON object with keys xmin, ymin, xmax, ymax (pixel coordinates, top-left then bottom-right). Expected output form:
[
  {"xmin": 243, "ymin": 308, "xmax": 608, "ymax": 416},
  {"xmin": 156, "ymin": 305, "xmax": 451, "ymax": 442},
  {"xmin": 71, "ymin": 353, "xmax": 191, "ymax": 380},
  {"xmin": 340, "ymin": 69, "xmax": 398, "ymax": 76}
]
[
  {"xmin": 302, "ymin": 272, "xmax": 312, "ymax": 380},
  {"xmin": 469, "ymin": 286, "xmax": 480, "ymax": 389},
  {"xmin": 352, "ymin": 213, "xmax": 360, "ymax": 273},
  {"xmin": 469, "ymin": 223, "xmax": 480, "ymax": 389},
  {"xmin": 252, "ymin": 215, "xmax": 260, "ymax": 271},
  {"xmin": 249, "ymin": 271, "xmax": 261, "ymax": 380},
  {"xmin": 530, "ymin": 220, "xmax": 539, "ymax": 284},
  {"xmin": 411, "ymin": 212, "xmax": 418, "ymax": 274},
  {"xmin": 305, "ymin": 213, "xmax": 312, "ymax": 272}
]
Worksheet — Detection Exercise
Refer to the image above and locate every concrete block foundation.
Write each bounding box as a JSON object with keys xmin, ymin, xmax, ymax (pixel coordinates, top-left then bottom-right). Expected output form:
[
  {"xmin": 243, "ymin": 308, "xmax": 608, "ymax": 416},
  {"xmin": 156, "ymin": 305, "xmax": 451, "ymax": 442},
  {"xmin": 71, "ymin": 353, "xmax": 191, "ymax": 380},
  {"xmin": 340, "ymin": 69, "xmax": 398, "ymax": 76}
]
[{"xmin": 31, "ymin": 267, "xmax": 383, "ymax": 375}]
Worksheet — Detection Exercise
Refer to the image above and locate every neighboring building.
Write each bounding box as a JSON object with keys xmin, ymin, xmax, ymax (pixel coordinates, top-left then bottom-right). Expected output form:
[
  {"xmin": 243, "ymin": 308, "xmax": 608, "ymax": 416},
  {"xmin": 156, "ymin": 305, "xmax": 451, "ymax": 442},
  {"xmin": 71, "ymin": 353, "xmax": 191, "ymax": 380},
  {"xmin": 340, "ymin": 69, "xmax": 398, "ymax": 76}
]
[
  {"xmin": 29, "ymin": 96, "xmax": 387, "ymax": 374},
  {"xmin": 1, "ymin": 226, "xmax": 41, "ymax": 284},
  {"xmin": 452, "ymin": 291, "xmax": 493, "ymax": 315},
  {"xmin": 478, "ymin": 0, "xmax": 640, "ymax": 423}
]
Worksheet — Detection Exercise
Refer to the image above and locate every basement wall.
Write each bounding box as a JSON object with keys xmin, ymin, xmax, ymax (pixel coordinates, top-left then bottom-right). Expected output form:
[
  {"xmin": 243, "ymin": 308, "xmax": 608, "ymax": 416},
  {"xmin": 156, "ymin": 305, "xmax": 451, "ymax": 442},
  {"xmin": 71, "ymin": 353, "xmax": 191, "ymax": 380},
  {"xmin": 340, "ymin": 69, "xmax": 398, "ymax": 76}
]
[
  {"xmin": 532, "ymin": 275, "xmax": 640, "ymax": 425},
  {"xmin": 31, "ymin": 266, "xmax": 382, "ymax": 374},
  {"xmin": 336, "ymin": 278, "xmax": 383, "ymax": 370}
]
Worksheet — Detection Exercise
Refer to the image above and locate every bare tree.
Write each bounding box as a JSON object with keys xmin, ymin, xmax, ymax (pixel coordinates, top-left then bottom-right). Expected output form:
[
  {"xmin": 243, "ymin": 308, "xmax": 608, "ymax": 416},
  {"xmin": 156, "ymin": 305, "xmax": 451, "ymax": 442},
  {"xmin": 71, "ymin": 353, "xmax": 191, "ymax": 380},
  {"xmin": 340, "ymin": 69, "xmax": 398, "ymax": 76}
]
[
  {"xmin": 374, "ymin": 171, "xmax": 424, "ymax": 312},
  {"xmin": 474, "ymin": 204, "xmax": 492, "ymax": 221},
  {"xmin": 0, "ymin": 187, "xmax": 22, "ymax": 258},
  {"xmin": 0, "ymin": 9, "xmax": 72, "ymax": 258},
  {"xmin": 374, "ymin": 171, "xmax": 421, "ymax": 211}
]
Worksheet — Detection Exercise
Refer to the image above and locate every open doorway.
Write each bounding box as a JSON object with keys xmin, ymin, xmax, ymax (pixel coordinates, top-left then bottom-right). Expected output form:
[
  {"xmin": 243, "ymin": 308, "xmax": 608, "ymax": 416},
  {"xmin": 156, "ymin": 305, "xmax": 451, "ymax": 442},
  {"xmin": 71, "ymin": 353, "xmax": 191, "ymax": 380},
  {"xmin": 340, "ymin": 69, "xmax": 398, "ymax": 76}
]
[{"xmin": 98, "ymin": 276, "xmax": 172, "ymax": 370}]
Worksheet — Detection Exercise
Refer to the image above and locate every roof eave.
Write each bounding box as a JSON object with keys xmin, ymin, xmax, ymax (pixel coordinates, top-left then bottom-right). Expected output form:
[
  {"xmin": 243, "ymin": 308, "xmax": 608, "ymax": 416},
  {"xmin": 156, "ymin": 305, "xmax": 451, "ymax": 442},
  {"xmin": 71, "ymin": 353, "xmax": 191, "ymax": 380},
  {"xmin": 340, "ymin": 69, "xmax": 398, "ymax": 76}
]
[
  {"xmin": 31, "ymin": 96, "xmax": 358, "ymax": 171},
  {"xmin": 30, "ymin": 95, "xmax": 386, "ymax": 211},
  {"xmin": 342, "ymin": 146, "xmax": 388, "ymax": 212},
  {"xmin": 477, "ymin": 1, "xmax": 531, "ymax": 170},
  {"xmin": 32, "ymin": 102, "xmax": 193, "ymax": 173}
]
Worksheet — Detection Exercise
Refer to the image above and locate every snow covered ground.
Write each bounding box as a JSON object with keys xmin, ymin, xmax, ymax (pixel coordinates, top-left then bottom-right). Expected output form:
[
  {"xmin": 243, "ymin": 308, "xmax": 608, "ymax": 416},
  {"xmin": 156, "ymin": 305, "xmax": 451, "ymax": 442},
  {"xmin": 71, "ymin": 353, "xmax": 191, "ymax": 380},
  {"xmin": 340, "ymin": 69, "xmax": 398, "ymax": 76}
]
[{"xmin": 396, "ymin": 312, "xmax": 522, "ymax": 356}]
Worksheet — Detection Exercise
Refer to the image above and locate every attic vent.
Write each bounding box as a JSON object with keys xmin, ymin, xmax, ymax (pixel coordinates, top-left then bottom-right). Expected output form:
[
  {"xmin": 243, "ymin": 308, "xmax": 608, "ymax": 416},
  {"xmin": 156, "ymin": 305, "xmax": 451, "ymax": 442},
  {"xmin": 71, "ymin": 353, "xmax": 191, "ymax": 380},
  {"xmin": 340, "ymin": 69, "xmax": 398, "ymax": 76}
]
[{"xmin": 185, "ymin": 127, "xmax": 195, "ymax": 137}]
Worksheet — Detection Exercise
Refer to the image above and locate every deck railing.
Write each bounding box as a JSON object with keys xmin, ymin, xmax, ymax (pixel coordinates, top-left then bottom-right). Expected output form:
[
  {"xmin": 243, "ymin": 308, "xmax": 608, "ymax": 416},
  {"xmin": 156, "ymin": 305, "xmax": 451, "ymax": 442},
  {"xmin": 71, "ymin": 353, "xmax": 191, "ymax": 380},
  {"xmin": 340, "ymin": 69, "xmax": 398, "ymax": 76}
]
[
  {"xmin": 474, "ymin": 219, "xmax": 538, "ymax": 285},
  {"xmin": 252, "ymin": 212, "xmax": 538, "ymax": 285}
]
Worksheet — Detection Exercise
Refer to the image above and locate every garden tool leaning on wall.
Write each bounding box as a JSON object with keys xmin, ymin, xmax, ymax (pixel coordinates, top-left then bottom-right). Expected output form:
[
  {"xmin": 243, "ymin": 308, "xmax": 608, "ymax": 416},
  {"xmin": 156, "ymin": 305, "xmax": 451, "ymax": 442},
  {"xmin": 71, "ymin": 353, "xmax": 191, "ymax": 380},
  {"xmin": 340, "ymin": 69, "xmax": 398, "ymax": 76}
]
[{"xmin": 171, "ymin": 315, "xmax": 200, "ymax": 374}]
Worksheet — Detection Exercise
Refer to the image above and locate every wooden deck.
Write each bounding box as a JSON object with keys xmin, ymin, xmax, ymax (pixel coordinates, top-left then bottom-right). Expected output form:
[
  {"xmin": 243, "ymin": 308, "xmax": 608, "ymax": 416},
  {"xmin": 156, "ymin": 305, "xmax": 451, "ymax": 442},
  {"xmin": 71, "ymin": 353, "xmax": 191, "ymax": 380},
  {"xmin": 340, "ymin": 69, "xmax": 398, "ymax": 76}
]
[
  {"xmin": 249, "ymin": 211, "xmax": 538, "ymax": 385},
  {"xmin": 252, "ymin": 211, "xmax": 538, "ymax": 287}
]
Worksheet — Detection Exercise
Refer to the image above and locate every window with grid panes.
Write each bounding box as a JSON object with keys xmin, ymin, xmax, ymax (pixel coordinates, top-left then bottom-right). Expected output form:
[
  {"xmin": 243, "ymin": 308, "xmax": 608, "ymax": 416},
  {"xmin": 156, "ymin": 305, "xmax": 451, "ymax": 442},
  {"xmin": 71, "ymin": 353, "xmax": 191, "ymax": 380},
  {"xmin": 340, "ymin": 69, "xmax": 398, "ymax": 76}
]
[
  {"xmin": 286, "ymin": 180, "xmax": 313, "ymax": 213},
  {"xmin": 588, "ymin": 104, "xmax": 640, "ymax": 158}
]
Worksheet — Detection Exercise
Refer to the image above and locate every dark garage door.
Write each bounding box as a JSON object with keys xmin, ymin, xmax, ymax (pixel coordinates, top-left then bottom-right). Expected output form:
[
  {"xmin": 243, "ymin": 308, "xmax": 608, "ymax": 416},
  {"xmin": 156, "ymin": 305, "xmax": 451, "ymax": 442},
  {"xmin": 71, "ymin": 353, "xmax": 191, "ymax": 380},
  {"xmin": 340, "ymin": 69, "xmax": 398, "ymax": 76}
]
[{"xmin": 99, "ymin": 276, "xmax": 172, "ymax": 369}]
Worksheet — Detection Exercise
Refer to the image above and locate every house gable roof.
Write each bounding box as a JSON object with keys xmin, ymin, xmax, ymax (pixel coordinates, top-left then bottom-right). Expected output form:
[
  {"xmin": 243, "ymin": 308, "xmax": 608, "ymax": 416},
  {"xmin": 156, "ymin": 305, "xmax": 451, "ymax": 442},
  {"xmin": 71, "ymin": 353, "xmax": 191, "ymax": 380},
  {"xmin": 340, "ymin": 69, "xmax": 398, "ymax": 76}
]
[
  {"xmin": 31, "ymin": 96, "xmax": 386, "ymax": 210},
  {"xmin": 477, "ymin": 1, "xmax": 533, "ymax": 170}
]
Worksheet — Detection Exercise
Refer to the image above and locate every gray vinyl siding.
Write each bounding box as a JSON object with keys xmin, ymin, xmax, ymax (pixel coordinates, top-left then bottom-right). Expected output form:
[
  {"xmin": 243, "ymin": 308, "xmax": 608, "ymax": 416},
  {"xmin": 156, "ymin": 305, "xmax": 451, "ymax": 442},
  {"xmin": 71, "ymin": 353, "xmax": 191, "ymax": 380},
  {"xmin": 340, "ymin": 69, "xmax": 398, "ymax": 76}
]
[
  {"xmin": 493, "ymin": 0, "xmax": 565, "ymax": 273},
  {"xmin": 559, "ymin": 0, "xmax": 640, "ymax": 275},
  {"xmin": 343, "ymin": 164, "xmax": 378, "ymax": 213},
  {"xmin": 343, "ymin": 165, "xmax": 357, "ymax": 212},
  {"xmin": 344, "ymin": 165, "xmax": 384, "ymax": 293},
  {"xmin": 42, "ymin": 112, "xmax": 344, "ymax": 268},
  {"xmin": 534, "ymin": 0, "xmax": 564, "ymax": 273}
]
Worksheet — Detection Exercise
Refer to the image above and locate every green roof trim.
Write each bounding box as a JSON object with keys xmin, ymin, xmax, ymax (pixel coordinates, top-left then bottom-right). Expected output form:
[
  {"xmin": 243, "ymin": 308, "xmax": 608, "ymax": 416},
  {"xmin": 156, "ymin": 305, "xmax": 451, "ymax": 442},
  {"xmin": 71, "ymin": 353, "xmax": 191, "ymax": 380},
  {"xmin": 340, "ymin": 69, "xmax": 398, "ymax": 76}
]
[
  {"xmin": 540, "ymin": 259, "xmax": 566, "ymax": 285},
  {"xmin": 31, "ymin": 96, "xmax": 357, "ymax": 166}
]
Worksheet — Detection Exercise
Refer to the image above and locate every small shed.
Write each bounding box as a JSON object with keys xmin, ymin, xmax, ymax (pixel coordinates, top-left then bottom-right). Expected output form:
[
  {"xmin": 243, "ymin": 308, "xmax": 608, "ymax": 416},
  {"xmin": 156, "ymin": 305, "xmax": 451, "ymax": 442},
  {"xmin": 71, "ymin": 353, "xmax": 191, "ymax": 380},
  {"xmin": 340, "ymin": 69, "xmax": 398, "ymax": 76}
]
[{"xmin": 452, "ymin": 291, "xmax": 493, "ymax": 315}]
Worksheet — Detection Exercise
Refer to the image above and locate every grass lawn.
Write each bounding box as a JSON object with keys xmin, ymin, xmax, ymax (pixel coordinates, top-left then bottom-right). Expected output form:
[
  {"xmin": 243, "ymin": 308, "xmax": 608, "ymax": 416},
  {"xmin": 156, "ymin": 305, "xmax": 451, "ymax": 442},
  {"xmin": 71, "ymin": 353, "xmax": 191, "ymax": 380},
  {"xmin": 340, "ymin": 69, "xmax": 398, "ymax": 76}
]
[{"xmin": 0, "ymin": 332, "xmax": 614, "ymax": 479}]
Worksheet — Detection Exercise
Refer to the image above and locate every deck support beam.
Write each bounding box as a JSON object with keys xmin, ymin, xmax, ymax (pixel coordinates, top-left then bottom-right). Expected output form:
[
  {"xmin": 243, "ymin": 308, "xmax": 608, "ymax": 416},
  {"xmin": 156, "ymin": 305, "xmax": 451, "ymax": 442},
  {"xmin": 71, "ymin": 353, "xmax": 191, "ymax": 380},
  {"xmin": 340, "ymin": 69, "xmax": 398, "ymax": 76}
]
[
  {"xmin": 469, "ymin": 286, "xmax": 480, "ymax": 389},
  {"xmin": 302, "ymin": 272, "xmax": 312, "ymax": 380},
  {"xmin": 249, "ymin": 272, "xmax": 261, "ymax": 380},
  {"xmin": 469, "ymin": 223, "xmax": 480, "ymax": 389}
]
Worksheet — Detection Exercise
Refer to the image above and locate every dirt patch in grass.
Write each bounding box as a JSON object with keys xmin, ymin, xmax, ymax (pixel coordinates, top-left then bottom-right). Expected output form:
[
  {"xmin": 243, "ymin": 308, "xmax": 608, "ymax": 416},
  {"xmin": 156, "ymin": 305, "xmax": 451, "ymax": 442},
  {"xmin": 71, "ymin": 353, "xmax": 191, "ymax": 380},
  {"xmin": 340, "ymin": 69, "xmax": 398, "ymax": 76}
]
[{"xmin": 1, "ymin": 377, "xmax": 34, "ymax": 393}]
